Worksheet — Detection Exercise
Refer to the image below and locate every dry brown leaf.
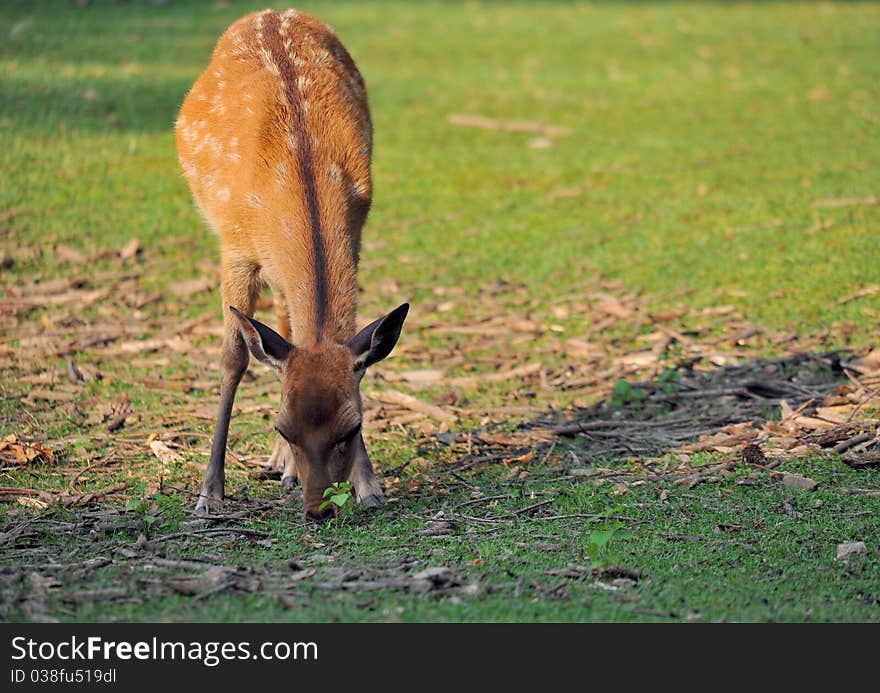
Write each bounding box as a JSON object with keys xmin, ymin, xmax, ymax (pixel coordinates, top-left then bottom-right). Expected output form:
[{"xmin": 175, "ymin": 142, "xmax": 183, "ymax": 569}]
[
  {"xmin": 149, "ymin": 439, "xmax": 184, "ymax": 466},
  {"xmin": 814, "ymin": 405, "xmax": 856, "ymax": 423},
  {"xmin": 763, "ymin": 435, "xmax": 800, "ymax": 451},
  {"xmin": 170, "ymin": 566, "xmax": 230, "ymax": 596},
  {"xmin": 395, "ymin": 369, "xmax": 446, "ymax": 387},
  {"xmin": 370, "ymin": 389, "xmax": 456, "ymax": 422},
  {"xmin": 700, "ymin": 305, "xmax": 736, "ymax": 316},
  {"xmin": 168, "ymin": 277, "xmax": 215, "ymax": 298},
  {"xmin": 791, "ymin": 414, "xmax": 837, "ymax": 431},
  {"xmin": 836, "ymin": 541, "xmax": 868, "ymax": 559},
  {"xmin": 24, "ymin": 389, "xmax": 77, "ymax": 403},
  {"xmin": 119, "ymin": 238, "xmax": 141, "ymax": 260},
  {"xmin": 781, "ymin": 473, "xmax": 818, "ymax": 491},
  {"xmin": 449, "ymin": 362, "xmax": 542, "ymax": 388},
  {"xmin": 0, "ymin": 434, "xmax": 55, "ymax": 465},
  {"xmin": 812, "ymin": 195, "xmax": 877, "ymax": 208},
  {"xmin": 848, "ymin": 349, "xmax": 880, "ymax": 375},
  {"xmin": 16, "ymin": 496, "xmax": 49, "ymax": 510},
  {"xmin": 618, "ymin": 352, "xmax": 658, "ymax": 370},
  {"xmin": 55, "ymin": 244, "xmax": 87, "ymax": 264},
  {"xmin": 448, "ymin": 113, "xmax": 572, "ymax": 137},
  {"xmin": 477, "ymin": 430, "xmax": 555, "ymax": 446},
  {"xmin": 591, "ymin": 292, "xmax": 632, "ymax": 319},
  {"xmin": 562, "ymin": 338, "xmax": 603, "ymax": 360},
  {"xmin": 838, "ymin": 285, "xmax": 880, "ymax": 305},
  {"xmin": 679, "ymin": 423, "xmax": 761, "ymax": 454},
  {"xmin": 114, "ymin": 336, "xmax": 191, "ymax": 355},
  {"xmin": 528, "ymin": 137, "xmax": 553, "ymax": 149}
]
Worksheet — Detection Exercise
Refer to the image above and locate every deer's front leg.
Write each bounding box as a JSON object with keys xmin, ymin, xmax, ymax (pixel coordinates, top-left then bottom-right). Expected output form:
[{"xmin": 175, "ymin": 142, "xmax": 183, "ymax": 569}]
[
  {"xmin": 197, "ymin": 270, "xmax": 257, "ymax": 513},
  {"xmin": 197, "ymin": 329, "xmax": 248, "ymax": 512},
  {"xmin": 348, "ymin": 432, "xmax": 383, "ymax": 509}
]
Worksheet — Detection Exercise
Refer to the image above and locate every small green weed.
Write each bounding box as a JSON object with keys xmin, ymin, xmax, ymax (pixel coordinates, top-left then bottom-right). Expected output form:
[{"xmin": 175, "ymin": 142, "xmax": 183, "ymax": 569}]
[
  {"xmin": 611, "ymin": 379, "xmax": 647, "ymax": 407},
  {"xmin": 319, "ymin": 481, "xmax": 354, "ymax": 519},
  {"xmin": 584, "ymin": 504, "xmax": 633, "ymax": 568}
]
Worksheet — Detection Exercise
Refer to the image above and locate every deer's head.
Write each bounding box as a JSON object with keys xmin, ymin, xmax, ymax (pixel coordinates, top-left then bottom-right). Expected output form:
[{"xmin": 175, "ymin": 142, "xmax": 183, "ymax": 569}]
[{"xmin": 230, "ymin": 303, "xmax": 409, "ymax": 520}]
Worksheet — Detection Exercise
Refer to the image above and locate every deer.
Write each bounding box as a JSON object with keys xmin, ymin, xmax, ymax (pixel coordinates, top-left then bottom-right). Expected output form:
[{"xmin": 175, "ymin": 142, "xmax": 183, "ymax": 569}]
[{"xmin": 175, "ymin": 9, "xmax": 408, "ymax": 521}]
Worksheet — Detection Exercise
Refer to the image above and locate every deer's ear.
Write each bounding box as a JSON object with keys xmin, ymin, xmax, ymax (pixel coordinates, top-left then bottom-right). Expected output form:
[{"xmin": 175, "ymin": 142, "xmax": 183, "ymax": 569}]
[
  {"xmin": 229, "ymin": 306, "xmax": 293, "ymax": 374},
  {"xmin": 349, "ymin": 303, "xmax": 409, "ymax": 372}
]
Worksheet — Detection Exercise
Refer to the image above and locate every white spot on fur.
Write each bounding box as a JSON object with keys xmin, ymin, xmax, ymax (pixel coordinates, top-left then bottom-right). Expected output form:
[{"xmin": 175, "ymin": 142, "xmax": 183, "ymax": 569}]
[
  {"xmin": 352, "ymin": 181, "xmax": 369, "ymax": 198},
  {"xmin": 229, "ymin": 136, "xmax": 239, "ymax": 149},
  {"xmin": 217, "ymin": 187, "xmax": 231, "ymax": 202},
  {"xmin": 297, "ymin": 75, "xmax": 311, "ymax": 91},
  {"xmin": 180, "ymin": 160, "xmax": 197, "ymax": 178},
  {"xmin": 246, "ymin": 193, "xmax": 263, "ymax": 208},
  {"xmin": 260, "ymin": 47, "xmax": 280, "ymax": 76},
  {"xmin": 280, "ymin": 9, "xmax": 297, "ymax": 35},
  {"xmin": 328, "ymin": 163, "xmax": 341, "ymax": 181},
  {"xmin": 285, "ymin": 133, "xmax": 299, "ymax": 152},
  {"xmin": 208, "ymin": 135, "xmax": 224, "ymax": 157}
]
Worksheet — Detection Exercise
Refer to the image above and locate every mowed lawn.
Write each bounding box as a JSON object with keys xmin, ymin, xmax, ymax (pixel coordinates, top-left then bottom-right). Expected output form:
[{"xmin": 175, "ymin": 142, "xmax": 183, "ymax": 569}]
[{"xmin": 0, "ymin": 1, "xmax": 878, "ymax": 622}]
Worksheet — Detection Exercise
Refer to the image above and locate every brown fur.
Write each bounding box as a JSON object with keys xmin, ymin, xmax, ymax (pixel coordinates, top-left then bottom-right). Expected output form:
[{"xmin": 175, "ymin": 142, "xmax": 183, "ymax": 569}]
[
  {"xmin": 176, "ymin": 10, "xmax": 396, "ymax": 519},
  {"xmin": 176, "ymin": 9, "xmax": 371, "ymax": 347}
]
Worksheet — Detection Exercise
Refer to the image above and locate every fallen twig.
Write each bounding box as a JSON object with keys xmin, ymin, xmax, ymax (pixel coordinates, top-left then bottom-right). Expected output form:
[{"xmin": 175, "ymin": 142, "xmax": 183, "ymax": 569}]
[
  {"xmin": 151, "ymin": 526, "xmax": 268, "ymax": 543},
  {"xmin": 832, "ymin": 432, "xmax": 876, "ymax": 454},
  {"xmin": 448, "ymin": 113, "xmax": 572, "ymax": 137},
  {"xmin": 371, "ymin": 389, "xmax": 456, "ymax": 422}
]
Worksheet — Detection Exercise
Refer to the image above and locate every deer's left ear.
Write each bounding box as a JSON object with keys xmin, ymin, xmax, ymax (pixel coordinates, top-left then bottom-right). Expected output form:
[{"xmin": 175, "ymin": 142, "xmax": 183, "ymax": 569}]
[
  {"xmin": 349, "ymin": 303, "xmax": 409, "ymax": 372},
  {"xmin": 229, "ymin": 306, "xmax": 293, "ymax": 375}
]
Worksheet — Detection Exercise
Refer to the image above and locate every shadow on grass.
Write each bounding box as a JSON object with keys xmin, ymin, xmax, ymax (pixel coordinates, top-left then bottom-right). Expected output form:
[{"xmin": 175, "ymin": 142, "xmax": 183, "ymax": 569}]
[
  {"xmin": 530, "ymin": 351, "xmax": 858, "ymax": 460},
  {"xmin": 1, "ymin": 74, "xmax": 193, "ymax": 135}
]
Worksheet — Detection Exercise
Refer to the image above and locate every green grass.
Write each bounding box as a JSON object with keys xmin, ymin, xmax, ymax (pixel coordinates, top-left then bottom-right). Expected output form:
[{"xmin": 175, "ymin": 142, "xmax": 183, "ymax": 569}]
[
  {"xmin": 1, "ymin": 0, "xmax": 878, "ymax": 622},
  {"xmin": 3, "ymin": 459, "xmax": 878, "ymax": 622}
]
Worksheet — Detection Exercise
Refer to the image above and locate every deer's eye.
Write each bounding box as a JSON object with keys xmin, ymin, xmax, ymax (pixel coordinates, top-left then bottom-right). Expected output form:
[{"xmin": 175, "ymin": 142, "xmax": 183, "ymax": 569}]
[{"xmin": 337, "ymin": 423, "xmax": 361, "ymax": 447}]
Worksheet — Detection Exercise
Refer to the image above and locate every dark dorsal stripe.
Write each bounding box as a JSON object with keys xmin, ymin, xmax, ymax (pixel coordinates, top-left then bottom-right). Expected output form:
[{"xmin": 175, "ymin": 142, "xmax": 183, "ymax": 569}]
[{"xmin": 262, "ymin": 12, "xmax": 327, "ymax": 341}]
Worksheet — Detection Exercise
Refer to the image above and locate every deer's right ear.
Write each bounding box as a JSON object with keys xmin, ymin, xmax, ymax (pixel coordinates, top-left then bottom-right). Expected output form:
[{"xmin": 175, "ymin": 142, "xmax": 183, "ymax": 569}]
[{"xmin": 229, "ymin": 306, "xmax": 292, "ymax": 374}]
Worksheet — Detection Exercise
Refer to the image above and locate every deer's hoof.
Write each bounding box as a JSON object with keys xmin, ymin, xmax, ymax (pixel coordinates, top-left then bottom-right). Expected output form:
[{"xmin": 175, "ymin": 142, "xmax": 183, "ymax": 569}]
[
  {"xmin": 360, "ymin": 493, "xmax": 383, "ymax": 510},
  {"xmin": 194, "ymin": 494, "xmax": 223, "ymax": 514},
  {"xmin": 281, "ymin": 475, "xmax": 298, "ymax": 492}
]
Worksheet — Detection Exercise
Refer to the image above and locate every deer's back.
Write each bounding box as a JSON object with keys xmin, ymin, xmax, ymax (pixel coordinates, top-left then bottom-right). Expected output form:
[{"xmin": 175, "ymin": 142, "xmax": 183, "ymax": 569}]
[{"xmin": 176, "ymin": 9, "xmax": 372, "ymax": 343}]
